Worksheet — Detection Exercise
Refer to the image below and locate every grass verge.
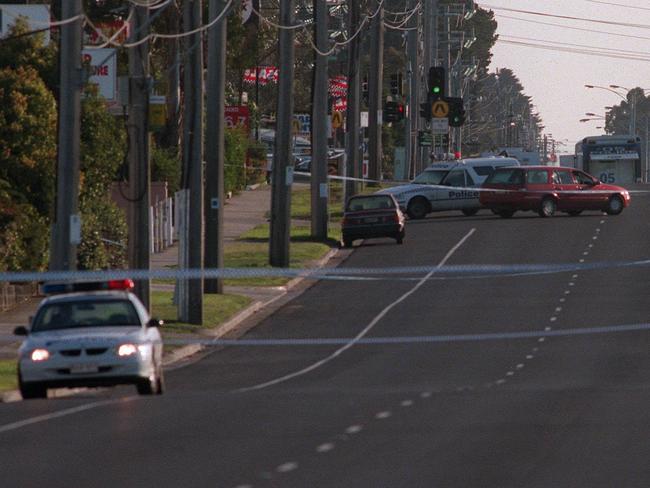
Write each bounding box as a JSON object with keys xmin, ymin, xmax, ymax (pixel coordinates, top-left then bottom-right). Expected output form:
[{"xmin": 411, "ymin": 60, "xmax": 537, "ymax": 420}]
[
  {"xmin": 152, "ymin": 291, "xmax": 252, "ymax": 334},
  {"xmin": 0, "ymin": 359, "xmax": 17, "ymax": 392}
]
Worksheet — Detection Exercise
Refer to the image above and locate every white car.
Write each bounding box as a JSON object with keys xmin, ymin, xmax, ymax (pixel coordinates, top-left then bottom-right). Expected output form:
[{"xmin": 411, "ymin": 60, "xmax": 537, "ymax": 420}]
[
  {"xmin": 14, "ymin": 280, "xmax": 164, "ymax": 399},
  {"xmin": 378, "ymin": 157, "xmax": 520, "ymax": 219}
]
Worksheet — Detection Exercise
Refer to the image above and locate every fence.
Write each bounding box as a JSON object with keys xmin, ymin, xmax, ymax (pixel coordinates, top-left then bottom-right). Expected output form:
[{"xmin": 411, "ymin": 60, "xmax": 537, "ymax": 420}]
[{"xmin": 150, "ymin": 196, "xmax": 176, "ymax": 253}]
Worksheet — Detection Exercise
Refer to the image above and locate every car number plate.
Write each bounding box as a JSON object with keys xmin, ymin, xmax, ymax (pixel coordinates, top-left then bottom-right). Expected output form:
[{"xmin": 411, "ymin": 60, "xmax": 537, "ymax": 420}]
[
  {"xmin": 70, "ymin": 364, "xmax": 99, "ymax": 374},
  {"xmin": 364, "ymin": 217, "xmax": 379, "ymax": 223}
]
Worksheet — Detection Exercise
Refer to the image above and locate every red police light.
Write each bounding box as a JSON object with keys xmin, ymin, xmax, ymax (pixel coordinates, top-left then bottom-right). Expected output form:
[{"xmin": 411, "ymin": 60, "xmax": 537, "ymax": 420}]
[{"xmin": 454, "ymin": 151, "xmax": 461, "ymax": 159}]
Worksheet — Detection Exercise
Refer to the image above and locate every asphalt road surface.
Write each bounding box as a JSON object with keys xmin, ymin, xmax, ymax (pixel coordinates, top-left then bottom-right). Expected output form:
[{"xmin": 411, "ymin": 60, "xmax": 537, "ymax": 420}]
[{"xmin": 2, "ymin": 187, "xmax": 650, "ymax": 487}]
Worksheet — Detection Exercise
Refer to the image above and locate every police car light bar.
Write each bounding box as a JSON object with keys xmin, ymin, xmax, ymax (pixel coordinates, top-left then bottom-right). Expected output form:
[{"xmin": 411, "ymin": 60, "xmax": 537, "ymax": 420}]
[{"xmin": 42, "ymin": 279, "xmax": 135, "ymax": 295}]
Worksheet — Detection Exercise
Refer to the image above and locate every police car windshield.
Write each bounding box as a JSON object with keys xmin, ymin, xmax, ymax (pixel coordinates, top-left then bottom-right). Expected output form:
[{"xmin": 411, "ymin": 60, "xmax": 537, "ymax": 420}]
[
  {"xmin": 31, "ymin": 299, "xmax": 141, "ymax": 332},
  {"xmin": 412, "ymin": 170, "xmax": 448, "ymax": 185}
]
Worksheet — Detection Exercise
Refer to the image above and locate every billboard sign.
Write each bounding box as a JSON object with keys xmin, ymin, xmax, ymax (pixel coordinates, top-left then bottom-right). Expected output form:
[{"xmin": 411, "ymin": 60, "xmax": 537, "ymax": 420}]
[{"xmin": 82, "ymin": 48, "xmax": 117, "ymax": 101}]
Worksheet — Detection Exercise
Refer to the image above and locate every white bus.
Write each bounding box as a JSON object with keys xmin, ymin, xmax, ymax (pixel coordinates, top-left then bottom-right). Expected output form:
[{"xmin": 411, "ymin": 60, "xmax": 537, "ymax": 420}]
[{"xmin": 575, "ymin": 135, "xmax": 641, "ymax": 184}]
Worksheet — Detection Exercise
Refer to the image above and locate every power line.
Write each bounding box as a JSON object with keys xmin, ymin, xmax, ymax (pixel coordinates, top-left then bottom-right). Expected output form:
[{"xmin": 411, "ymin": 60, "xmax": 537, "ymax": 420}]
[
  {"xmin": 496, "ymin": 38, "xmax": 650, "ymax": 62},
  {"xmin": 498, "ymin": 14, "xmax": 650, "ymax": 42},
  {"xmin": 585, "ymin": 0, "xmax": 650, "ymax": 11},
  {"xmin": 482, "ymin": 4, "xmax": 650, "ymax": 29},
  {"xmin": 500, "ymin": 35, "xmax": 650, "ymax": 57}
]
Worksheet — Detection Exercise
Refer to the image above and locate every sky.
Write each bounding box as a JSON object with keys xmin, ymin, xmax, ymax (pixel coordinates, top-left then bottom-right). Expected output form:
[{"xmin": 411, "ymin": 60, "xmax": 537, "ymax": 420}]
[{"xmin": 478, "ymin": 0, "xmax": 650, "ymax": 153}]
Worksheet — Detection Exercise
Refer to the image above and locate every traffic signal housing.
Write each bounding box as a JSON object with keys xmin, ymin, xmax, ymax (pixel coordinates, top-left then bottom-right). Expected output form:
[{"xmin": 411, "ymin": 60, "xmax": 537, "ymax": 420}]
[
  {"xmin": 390, "ymin": 73, "xmax": 403, "ymax": 96},
  {"xmin": 447, "ymin": 97, "xmax": 466, "ymax": 127},
  {"xmin": 384, "ymin": 101, "xmax": 405, "ymax": 123},
  {"xmin": 420, "ymin": 101, "xmax": 432, "ymax": 121},
  {"xmin": 428, "ymin": 67, "xmax": 445, "ymax": 99}
]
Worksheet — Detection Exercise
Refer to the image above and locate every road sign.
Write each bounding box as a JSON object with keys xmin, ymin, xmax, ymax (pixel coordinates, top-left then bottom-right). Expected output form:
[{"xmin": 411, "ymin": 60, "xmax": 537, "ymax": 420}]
[
  {"xmin": 332, "ymin": 111, "xmax": 344, "ymax": 129},
  {"xmin": 418, "ymin": 130, "xmax": 433, "ymax": 146},
  {"xmin": 432, "ymin": 100, "xmax": 449, "ymax": 118},
  {"xmin": 431, "ymin": 117, "xmax": 449, "ymax": 134},
  {"xmin": 292, "ymin": 119, "xmax": 301, "ymax": 135}
]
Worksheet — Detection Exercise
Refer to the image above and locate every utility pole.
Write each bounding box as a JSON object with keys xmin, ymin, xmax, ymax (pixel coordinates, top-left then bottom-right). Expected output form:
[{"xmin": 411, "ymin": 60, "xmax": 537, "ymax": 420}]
[
  {"xmin": 183, "ymin": 0, "xmax": 204, "ymax": 324},
  {"xmin": 345, "ymin": 0, "xmax": 361, "ymax": 199},
  {"xmin": 205, "ymin": 0, "xmax": 228, "ymax": 293},
  {"xmin": 405, "ymin": 0, "xmax": 418, "ymax": 176},
  {"xmin": 367, "ymin": 0, "xmax": 383, "ymax": 183},
  {"xmin": 51, "ymin": 0, "xmax": 83, "ymax": 271},
  {"xmin": 127, "ymin": 3, "xmax": 151, "ymax": 310},
  {"xmin": 270, "ymin": 0, "xmax": 295, "ymax": 267},
  {"xmin": 311, "ymin": 0, "xmax": 329, "ymax": 240}
]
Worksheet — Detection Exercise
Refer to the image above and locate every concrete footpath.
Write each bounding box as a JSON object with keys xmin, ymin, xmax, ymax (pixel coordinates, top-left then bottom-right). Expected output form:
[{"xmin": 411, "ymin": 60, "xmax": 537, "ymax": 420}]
[{"xmin": 0, "ymin": 182, "xmax": 344, "ymax": 399}]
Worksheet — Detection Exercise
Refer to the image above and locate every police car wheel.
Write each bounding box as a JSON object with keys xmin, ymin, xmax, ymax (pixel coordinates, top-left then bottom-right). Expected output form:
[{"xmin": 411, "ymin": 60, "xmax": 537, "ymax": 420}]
[
  {"xmin": 136, "ymin": 362, "xmax": 162, "ymax": 395},
  {"xmin": 462, "ymin": 208, "xmax": 479, "ymax": 216},
  {"xmin": 407, "ymin": 198, "xmax": 429, "ymax": 220},
  {"xmin": 19, "ymin": 373, "xmax": 47, "ymax": 400}
]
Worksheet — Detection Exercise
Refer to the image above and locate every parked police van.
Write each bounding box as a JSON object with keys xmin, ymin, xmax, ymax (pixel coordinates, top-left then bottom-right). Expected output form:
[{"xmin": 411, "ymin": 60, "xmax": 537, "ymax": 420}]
[{"xmin": 377, "ymin": 157, "xmax": 520, "ymax": 219}]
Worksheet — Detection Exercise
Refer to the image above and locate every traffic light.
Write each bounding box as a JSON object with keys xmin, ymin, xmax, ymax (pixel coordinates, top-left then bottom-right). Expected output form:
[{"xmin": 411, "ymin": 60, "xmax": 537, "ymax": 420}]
[
  {"xmin": 385, "ymin": 101, "xmax": 405, "ymax": 123},
  {"xmin": 428, "ymin": 67, "xmax": 445, "ymax": 99},
  {"xmin": 447, "ymin": 97, "xmax": 466, "ymax": 127},
  {"xmin": 395, "ymin": 103, "xmax": 405, "ymax": 121},
  {"xmin": 390, "ymin": 73, "xmax": 403, "ymax": 96},
  {"xmin": 362, "ymin": 76, "xmax": 368, "ymax": 104},
  {"xmin": 420, "ymin": 101, "xmax": 432, "ymax": 121}
]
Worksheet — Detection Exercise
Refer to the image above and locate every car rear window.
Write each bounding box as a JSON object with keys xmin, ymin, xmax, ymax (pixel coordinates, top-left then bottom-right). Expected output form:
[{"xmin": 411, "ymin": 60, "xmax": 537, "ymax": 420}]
[
  {"xmin": 412, "ymin": 170, "xmax": 448, "ymax": 185},
  {"xmin": 32, "ymin": 299, "xmax": 141, "ymax": 332},
  {"xmin": 484, "ymin": 168, "xmax": 525, "ymax": 185},
  {"xmin": 346, "ymin": 196, "xmax": 395, "ymax": 211}
]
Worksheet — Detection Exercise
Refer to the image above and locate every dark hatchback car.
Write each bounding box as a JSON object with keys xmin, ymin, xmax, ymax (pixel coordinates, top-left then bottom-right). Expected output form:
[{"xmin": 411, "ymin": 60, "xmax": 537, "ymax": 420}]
[
  {"xmin": 480, "ymin": 166, "xmax": 631, "ymax": 218},
  {"xmin": 341, "ymin": 194, "xmax": 405, "ymax": 247}
]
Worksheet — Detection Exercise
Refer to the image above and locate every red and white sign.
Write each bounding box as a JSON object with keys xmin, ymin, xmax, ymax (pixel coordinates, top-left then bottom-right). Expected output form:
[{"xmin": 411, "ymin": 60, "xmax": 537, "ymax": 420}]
[
  {"xmin": 82, "ymin": 48, "xmax": 117, "ymax": 101},
  {"xmin": 243, "ymin": 66, "xmax": 279, "ymax": 85},
  {"xmin": 225, "ymin": 106, "xmax": 250, "ymax": 131},
  {"xmin": 85, "ymin": 20, "xmax": 130, "ymax": 46}
]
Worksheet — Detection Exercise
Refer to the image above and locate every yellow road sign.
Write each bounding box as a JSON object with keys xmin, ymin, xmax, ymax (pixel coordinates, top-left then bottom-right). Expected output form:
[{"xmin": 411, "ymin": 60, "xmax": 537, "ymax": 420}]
[
  {"xmin": 292, "ymin": 119, "xmax": 301, "ymax": 134},
  {"xmin": 432, "ymin": 100, "xmax": 449, "ymax": 118},
  {"xmin": 332, "ymin": 111, "xmax": 344, "ymax": 129}
]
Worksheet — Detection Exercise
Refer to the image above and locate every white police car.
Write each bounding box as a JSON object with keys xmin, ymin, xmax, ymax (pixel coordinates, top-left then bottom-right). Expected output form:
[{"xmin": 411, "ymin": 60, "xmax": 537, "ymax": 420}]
[
  {"xmin": 14, "ymin": 280, "xmax": 164, "ymax": 399},
  {"xmin": 377, "ymin": 157, "xmax": 520, "ymax": 219}
]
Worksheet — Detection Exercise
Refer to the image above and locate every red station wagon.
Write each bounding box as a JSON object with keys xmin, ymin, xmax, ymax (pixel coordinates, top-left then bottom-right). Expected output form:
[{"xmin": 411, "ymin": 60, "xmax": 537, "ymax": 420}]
[{"xmin": 480, "ymin": 166, "xmax": 631, "ymax": 218}]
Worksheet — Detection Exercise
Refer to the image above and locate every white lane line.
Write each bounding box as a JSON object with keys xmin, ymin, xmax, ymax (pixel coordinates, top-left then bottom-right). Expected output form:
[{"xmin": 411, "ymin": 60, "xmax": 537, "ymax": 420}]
[
  {"xmin": 506, "ymin": 371, "xmax": 514, "ymax": 376},
  {"xmin": 582, "ymin": 251, "xmax": 589, "ymax": 256},
  {"xmin": 572, "ymin": 274, "xmax": 578, "ymax": 279},
  {"xmin": 420, "ymin": 391, "xmax": 432, "ymax": 398},
  {"xmin": 560, "ymin": 298, "xmax": 566, "ymax": 303},
  {"xmin": 579, "ymin": 259, "xmax": 585, "ymax": 263},
  {"xmin": 316, "ymin": 443, "xmax": 335, "ymax": 453},
  {"xmin": 276, "ymin": 462, "xmax": 298, "ymax": 473},
  {"xmin": 516, "ymin": 363, "xmax": 525, "ymax": 369},
  {"xmin": 592, "ymin": 236, "xmax": 598, "ymax": 240},
  {"xmin": 596, "ymin": 228, "xmax": 601, "ymax": 232},
  {"xmin": 496, "ymin": 379, "xmax": 506, "ymax": 385},
  {"xmin": 600, "ymin": 220, "xmax": 605, "ymax": 224},
  {"xmin": 345, "ymin": 424, "xmax": 363, "ymax": 434},
  {"xmin": 0, "ymin": 397, "xmax": 137, "ymax": 435},
  {"xmin": 550, "ymin": 317, "xmax": 557, "ymax": 322},
  {"xmin": 538, "ymin": 337, "xmax": 545, "ymax": 343},
  {"xmin": 237, "ymin": 229, "xmax": 476, "ymax": 392},
  {"xmin": 526, "ymin": 355, "xmax": 534, "ymax": 360},
  {"xmin": 400, "ymin": 400, "xmax": 414, "ymax": 407},
  {"xmin": 555, "ymin": 307, "xmax": 562, "ymax": 312},
  {"xmin": 376, "ymin": 411, "xmax": 392, "ymax": 419},
  {"xmin": 532, "ymin": 347, "xmax": 539, "ymax": 352},
  {"xmin": 565, "ymin": 290, "xmax": 571, "ymax": 295},
  {"xmin": 588, "ymin": 244, "xmax": 594, "ymax": 248},
  {"xmin": 234, "ymin": 485, "xmax": 253, "ymax": 488},
  {"xmin": 568, "ymin": 282, "xmax": 575, "ymax": 287},
  {"xmin": 545, "ymin": 326, "xmax": 552, "ymax": 331}
]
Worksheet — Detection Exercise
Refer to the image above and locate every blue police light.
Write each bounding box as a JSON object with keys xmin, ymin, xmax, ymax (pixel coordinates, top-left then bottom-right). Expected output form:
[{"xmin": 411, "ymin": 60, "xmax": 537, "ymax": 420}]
[{"xmin": 42, "ymin": 279, "xmax": 134, "ymax": 295}]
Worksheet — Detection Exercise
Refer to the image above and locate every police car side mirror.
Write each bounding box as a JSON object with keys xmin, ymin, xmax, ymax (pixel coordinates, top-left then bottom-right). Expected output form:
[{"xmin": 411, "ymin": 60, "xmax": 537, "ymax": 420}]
[
  {"xmin": 13, "ymin": 326, "xmax": 28, "ymax": 336},
  {"xmin": 147, "ymin": 318, "xmax": 164, "ymax": 328}
]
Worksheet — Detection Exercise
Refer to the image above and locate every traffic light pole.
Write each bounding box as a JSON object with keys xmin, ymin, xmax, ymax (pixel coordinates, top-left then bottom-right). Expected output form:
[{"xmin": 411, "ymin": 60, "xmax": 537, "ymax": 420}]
[{"xmin": 345, "ymin": 0, "xmax": 361, "ymax": 199}]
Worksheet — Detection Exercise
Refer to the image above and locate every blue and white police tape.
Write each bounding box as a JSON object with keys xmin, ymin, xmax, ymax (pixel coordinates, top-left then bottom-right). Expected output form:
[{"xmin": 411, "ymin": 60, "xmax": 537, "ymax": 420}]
[
  {"xmin": 0, "ymin": 259, "xmax": 650, "ymax": 284},
  {"xmin": 2, "ymin": 321, "xmax": 650, "ymax": 346}
]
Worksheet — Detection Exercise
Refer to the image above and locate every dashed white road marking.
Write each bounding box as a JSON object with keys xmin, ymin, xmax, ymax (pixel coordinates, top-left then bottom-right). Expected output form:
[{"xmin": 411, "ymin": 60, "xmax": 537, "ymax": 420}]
[
  {"xmin": 496, "ymin": 379, "xmax": 506, "ymax": 385},
  {"xmin": 555, "ymin": 307, "xmax": 562, "ymax": 312},
  {"xmin": 316, "ymin": 443, "xmax": 335, "ymax": 453},
  {"xmin": 579, "ymin": 259, "xmax": 585, "ymax": 263},
  {"xmin": 345, "ymin": 425, "xmax": 363, "ymax": 434},
  {"xmin": 596, "ymin": 228, "xmax": 601, "ymax": 232},
  {"xmin": 420, "ymin": 391, "xmax": 432, "ymax": 398},
  {"xmin": 400, "ymin": 400, "xmax": 414, "ymax": 407},
  {"xmin": 572, "ymin": 274, "xmax": 578, "ymax": 279},
  {"xmin": 582, "ymin": 251, "xmax": 589, "ymax": 256},
  {"xmin": 545, "ymin": 326, "xmax": 552, "ymax": 331},
  {"xmin": 276, "ymin": 462, "xmax": 299, "ymax": 473},
  {"xmin": 569, "ymin": 282, "xmax": 575, "ymax": 286},
  {"xmin": 588, "ymin": 244, "xmax": 594, "ymax": 248},
  {"xmin": 532, "ymin": 347, "xmax": 539, "ymax": 352},
  {"xmin": 516, "ymin": 363, "xmax": 525, "ymax": 369},
  {"xmin": 376, "ymin": 411, "xmax": 392, "ymax": 419},
  {"xmin": 600, "ymin": 220, "xmax": 605, "ymax": 224},
  {"xmin": 237, "ymin": 229, "xmax": 476, "ymax": 393},
  {"xmin": 506, "ymin": 371, "xmax": 514, "ymax": 376},
  {"xmin": 565, "ymin": 290, "xmax": 571, "ymax": 295},
  {"xmin": 538, "ymin": 337, "xmax": 546, "ymax": 343},
  {"xmin": 234, "ymin": 485, "xmax": 253, "ymax": 488},
  {"xmin": 550, "ymin": 317, "xmax": 557, "ymax": 322},
  {"xmin": 560, "ymin": 298, "xmax": 566, "ymax": 303},
  {"xmin": 592, "ymin": 236, "xmax": 598, "ymax": 240},
  {"xmin": 526, "ymin": 355, "xmax": 534, "ymax": 360}
]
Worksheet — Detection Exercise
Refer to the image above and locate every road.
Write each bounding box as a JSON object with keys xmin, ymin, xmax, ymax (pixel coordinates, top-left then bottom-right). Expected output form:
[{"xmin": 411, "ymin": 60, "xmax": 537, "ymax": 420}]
[{"xmin": 2, "ymin": 188, "xmax": 650, "ymax": 487}]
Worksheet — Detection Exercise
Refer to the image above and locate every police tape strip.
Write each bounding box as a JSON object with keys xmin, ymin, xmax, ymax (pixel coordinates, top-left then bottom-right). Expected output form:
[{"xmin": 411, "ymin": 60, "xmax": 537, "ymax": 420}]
[
  {"xmin": 2, "ymin": 321, "xmax": 649, "ymax": 346},
  {"xmin": 1, "ymin": 259, "xmax": 650, "ymax": 284}
]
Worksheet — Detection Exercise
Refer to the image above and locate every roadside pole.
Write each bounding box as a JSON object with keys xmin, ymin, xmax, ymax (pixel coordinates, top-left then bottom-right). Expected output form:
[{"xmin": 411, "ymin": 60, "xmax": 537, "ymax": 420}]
[
  {"xmin": 183, "ymin": 0, "xmax": 204, "ymax": 324},
  {"xmin": 270, "ymin": 0, "xmax": 295, "ymax": 267},
  {"xmin": 368, "ymin": 0, "xmax": 383, "ymax": 183},
  {"xmin": 311, "ymin": 0, "xmax": 329, "ymax": 240},
  {"xmin": 205, "ymin": 0, "xmax": 228, "ymax": 293},
  {"xmin": 127, "ymin": 3, "xmax": 151, "ymax": 310},
  {"xmin": 345, "ymin": 0, "xmax": 361, "ymax": 200},
  {"xmin": 51, "ymin": 0, "xmax": 83, "ymax": 272}
]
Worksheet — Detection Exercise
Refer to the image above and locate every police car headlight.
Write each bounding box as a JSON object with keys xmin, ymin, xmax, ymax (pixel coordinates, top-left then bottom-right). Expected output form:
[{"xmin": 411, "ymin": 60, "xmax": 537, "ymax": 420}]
[
  {"xmin": 117, "ymin": 344, "xmax": 138, "ymax": 357},
  {"xmin": 30, "ymin": 349, "xmax": 50, "ymax": 362}
]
